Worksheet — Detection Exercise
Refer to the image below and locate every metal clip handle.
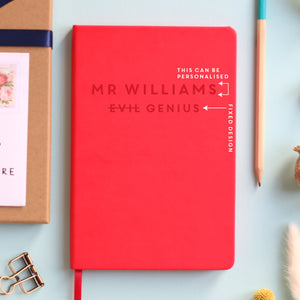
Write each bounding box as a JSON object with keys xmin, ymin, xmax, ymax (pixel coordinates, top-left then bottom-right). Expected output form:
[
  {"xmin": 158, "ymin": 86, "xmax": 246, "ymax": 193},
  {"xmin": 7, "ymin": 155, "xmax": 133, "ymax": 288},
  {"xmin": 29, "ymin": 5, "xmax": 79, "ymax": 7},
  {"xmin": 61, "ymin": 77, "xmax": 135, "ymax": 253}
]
[{"xmin": 0, "ymin": 253, "xmax": 44, "ymax": 295}]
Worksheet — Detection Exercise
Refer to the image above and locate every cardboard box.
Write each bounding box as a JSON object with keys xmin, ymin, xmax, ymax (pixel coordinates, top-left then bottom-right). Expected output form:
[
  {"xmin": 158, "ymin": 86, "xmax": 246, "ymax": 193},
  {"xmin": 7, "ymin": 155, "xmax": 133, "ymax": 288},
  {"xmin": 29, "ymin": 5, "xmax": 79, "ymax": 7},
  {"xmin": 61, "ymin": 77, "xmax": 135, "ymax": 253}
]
[{"xmin": 0, "ymin": 0, "xmax": 52, "ymax": 223}]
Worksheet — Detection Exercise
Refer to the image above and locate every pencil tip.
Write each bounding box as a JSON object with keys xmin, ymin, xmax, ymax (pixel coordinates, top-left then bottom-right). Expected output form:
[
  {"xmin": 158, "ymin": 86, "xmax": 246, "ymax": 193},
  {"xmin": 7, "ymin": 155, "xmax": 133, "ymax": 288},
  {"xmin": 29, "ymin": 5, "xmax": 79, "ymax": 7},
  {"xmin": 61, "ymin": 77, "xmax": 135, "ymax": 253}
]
[{"xmin": 258, "ymin": 182, "xmax": 261, "ymax": 187}]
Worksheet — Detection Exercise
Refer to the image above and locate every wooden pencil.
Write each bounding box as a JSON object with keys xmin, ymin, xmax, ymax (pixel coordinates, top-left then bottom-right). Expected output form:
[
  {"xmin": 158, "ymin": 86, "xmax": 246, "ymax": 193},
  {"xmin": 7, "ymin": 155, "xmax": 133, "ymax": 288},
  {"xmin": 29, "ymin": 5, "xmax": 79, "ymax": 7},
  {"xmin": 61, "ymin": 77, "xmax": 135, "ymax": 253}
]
[{"xmin": 255, "ymin": 0, "xmax": 266, "ymax": 186}]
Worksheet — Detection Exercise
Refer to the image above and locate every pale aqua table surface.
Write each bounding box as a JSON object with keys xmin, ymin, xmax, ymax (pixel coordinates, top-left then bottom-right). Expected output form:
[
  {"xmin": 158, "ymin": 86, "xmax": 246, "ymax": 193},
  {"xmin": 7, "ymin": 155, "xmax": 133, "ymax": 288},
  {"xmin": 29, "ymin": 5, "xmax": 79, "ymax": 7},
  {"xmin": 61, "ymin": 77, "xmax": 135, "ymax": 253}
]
[{"xmin": 0, "ymin": 0, "xmax": 300, "ymax": 299}]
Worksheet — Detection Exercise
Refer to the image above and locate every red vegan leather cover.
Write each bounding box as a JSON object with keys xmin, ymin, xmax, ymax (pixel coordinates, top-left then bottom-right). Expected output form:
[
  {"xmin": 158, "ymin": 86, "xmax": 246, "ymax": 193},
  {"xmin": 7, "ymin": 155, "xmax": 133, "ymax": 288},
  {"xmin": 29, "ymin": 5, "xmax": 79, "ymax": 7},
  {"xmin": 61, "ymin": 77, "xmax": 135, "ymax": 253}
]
[{"xmin": 71, "ymin": 25, "xmax": 236, "ymax": 270}]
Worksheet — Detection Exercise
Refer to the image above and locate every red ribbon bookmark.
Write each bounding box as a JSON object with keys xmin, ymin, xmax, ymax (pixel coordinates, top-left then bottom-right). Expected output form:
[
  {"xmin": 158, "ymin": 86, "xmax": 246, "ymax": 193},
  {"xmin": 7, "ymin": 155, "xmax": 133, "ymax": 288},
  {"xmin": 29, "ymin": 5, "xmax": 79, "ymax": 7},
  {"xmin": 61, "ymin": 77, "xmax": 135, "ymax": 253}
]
[{"xmin": 74, "ymin": 270, "xmax": 82, "ymax": 300}]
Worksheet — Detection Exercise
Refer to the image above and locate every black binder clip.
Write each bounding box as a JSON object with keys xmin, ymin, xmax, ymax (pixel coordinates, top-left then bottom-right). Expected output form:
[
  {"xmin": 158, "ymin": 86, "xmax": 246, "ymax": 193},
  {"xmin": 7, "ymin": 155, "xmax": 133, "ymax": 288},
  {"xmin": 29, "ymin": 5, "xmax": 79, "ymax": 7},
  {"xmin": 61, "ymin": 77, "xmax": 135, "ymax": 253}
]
[{"xmin": 0, "ymin": 252, "xmax": 44, "ymax": 295}]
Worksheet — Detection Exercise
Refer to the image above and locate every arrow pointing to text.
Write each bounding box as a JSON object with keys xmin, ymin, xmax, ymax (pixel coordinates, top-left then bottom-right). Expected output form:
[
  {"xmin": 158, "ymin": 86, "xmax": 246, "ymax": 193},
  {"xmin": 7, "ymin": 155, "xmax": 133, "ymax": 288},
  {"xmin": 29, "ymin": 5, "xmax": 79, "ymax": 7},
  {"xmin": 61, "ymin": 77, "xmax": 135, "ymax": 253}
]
[
  {"xmin": 218, "ymin": 82, "xmax": 230, "ymax": 96},
  {"xmin": 203, "ymin": 105, "xmax": 227, "ymax": 111}
]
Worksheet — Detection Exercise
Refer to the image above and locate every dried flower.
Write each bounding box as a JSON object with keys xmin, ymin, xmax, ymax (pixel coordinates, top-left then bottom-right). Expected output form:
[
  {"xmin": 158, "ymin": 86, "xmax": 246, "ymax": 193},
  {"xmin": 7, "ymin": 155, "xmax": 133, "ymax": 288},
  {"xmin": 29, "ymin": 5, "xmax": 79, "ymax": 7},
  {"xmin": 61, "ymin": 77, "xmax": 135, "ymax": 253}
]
[
  {"xmin": 253, "ymin": 288, "xmax": 275, "ymax": 300},
  {"xmin": 287, "ymin": 223, "xmax": 300, "ymax": 300},
  {"xmin": 294, "ymin": 146, "xmax": 300, "ymax": 186}
]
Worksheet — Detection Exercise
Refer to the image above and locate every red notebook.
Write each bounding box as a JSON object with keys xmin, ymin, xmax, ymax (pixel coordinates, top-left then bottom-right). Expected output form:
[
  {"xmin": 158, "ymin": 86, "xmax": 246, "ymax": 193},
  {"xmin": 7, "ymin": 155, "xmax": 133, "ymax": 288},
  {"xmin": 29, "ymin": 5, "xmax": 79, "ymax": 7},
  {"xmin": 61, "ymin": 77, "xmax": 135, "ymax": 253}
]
[{"xmin": 71, "ymin": 26, "xmax": 236, "ymax": 274}]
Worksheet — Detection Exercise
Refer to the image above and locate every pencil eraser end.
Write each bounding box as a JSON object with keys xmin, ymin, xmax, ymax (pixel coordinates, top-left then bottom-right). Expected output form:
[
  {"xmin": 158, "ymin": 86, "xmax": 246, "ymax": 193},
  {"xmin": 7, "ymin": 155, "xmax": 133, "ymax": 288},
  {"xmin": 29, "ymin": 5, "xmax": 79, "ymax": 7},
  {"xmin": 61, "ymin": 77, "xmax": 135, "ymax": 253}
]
[{"xmin": 258, "ymin": 0, "xmax": 266, "ymax": 19}]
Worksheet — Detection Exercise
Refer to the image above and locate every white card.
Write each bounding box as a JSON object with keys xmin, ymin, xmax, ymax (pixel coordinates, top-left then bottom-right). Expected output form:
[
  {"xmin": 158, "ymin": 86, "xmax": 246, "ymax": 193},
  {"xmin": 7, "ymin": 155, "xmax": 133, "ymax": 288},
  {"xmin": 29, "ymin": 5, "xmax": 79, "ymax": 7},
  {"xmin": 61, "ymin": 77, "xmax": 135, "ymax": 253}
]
[{"xmin": 0, "ymin": 53, "xmax": 30, "ymax": 206}]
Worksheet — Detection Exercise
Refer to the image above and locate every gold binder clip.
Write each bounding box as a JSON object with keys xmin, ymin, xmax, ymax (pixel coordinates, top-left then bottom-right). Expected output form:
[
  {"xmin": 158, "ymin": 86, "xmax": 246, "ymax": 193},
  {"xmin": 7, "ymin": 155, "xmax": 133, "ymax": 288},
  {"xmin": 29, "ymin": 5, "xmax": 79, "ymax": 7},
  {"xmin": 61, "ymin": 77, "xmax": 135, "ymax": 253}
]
[{"xmin": 0, "ymin": 252, "xmax": 44, "ymax": 295}]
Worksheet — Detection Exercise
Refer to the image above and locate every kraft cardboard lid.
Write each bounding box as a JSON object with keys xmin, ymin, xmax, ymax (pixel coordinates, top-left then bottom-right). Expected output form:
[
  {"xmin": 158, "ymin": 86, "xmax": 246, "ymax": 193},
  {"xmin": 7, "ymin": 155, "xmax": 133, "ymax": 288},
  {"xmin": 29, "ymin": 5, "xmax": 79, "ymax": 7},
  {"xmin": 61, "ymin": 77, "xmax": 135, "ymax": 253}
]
[
  {"xmin": 0, "ymin": 0, "xmax": 52, "ymax": 30},
  {"xmin": 0, "ymin": 0, "xmax": 52, "ymax": 223}
]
